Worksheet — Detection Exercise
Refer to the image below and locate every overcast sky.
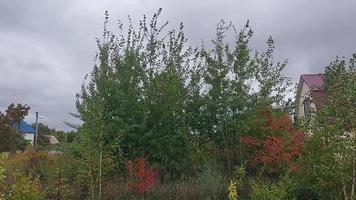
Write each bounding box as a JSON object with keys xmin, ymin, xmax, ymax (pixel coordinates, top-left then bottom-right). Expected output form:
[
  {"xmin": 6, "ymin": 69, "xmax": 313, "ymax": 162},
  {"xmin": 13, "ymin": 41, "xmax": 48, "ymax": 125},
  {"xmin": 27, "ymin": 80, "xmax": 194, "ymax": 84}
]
[{"xmin": 0, "ymin": 0, "xmax": 355, "ymax": 131}]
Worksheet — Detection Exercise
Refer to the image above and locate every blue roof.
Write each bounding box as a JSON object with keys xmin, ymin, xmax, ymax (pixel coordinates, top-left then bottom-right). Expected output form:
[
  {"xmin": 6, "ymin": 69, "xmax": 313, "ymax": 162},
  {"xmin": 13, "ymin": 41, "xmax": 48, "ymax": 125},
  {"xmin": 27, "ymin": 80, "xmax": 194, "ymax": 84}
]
[{"xmin": 12, "ymin": 121, "xmax": 35, "ymax": 134}]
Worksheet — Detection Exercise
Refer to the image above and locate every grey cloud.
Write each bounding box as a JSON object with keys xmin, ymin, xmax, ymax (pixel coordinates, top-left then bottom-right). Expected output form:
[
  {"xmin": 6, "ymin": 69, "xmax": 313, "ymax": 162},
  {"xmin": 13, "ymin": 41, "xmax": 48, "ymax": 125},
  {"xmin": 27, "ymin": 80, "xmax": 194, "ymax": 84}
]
[{"xmin": 0, "ymin": 0, "xmax": 355, "ymax": 130}]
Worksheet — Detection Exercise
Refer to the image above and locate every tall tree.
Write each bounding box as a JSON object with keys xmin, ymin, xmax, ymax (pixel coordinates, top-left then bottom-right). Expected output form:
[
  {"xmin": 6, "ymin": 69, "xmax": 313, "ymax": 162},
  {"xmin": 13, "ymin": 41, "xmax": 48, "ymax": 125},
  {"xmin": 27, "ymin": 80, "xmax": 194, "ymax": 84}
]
[
  {"xmin": 75, "ymin": 9, "xmax": 294, "ymax": 185},
  {"xmin": 201, "ymin": 20, "xmax": 233, "ymax": 144},
  {"xmin": 298, "ymin": 54, "xmax": 356, "ymax": 199},
  {"xmin": 142, "ymin": 22, "xmax": 195, "ymax": 177},
  {"xmin": 0, "ymin": 103, "xmax": 29, "ymax": 152},
  {"xmin": 75, "ymin": 9, "xmax": 196, "ymax": 181},
  {"xmin": 254, "ymin": 37, "xmax": 292, "ymax": 109}
]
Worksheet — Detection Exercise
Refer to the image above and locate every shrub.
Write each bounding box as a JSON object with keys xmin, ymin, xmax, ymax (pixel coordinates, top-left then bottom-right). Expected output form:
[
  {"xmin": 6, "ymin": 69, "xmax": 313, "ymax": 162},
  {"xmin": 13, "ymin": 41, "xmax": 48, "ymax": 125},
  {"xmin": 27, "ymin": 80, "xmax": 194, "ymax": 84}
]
[
  {"xmin": 232, "ymin": 165, "xmax": 247, "ymax": 198},
  {"xmin": 249, "ymin": 180, "xmax": 286, "ymax": 200},
  {"xmin": 227, "ymin": 180, "xmax": 238, "ymax": 200},
  {"xmin": 195, "ymin": 164, "xmax": 226, "ymax": 200},
  {"xmin": 126, "ymin": 158, "xmax": 159, "ymax": 195},
  {"xmin": 249, "ymin": 175, "xmax": 294, "ymax": 200},
  {"xmin": 3, "ymin": 150, "xmax": 76, "ymax": 199},
  {"xmin": 10, "ymin": 171, "xmax": 42, "ymax": 200},
  {"xmin": 0, "ymin": 154, "xmax": 7, "ymax": 200},
  {"xmin": 240, "ymin": 111, "xmax": 304, "ymax": 175}
]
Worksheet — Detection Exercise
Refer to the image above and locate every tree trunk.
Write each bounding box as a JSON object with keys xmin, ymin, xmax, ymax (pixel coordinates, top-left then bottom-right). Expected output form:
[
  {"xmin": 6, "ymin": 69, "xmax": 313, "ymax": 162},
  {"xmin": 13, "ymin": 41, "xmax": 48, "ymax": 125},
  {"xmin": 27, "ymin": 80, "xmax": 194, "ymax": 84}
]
[
  {"xmin": 222, "ymin": 119, "xmax": 231, "ymax": 177},
  {"xmin": 343, "ymin": 184, "xmax": 348, "ymax": 200}
]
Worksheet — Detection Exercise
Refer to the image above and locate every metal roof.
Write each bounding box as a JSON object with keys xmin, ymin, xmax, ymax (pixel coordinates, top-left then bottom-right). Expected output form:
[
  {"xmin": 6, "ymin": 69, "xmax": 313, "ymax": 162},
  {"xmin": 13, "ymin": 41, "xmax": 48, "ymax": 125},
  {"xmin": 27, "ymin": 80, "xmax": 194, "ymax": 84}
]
[
  {"xmin": 301, "ymin": 74, "xmax": 324, "ymax": 90},
  {"xmin": 12, "ymin": 121, "xmax": 36, "ymax": 134},
  {"xmin": 296, "ymin": 74, "xmax": 326, "ymax": 112}
]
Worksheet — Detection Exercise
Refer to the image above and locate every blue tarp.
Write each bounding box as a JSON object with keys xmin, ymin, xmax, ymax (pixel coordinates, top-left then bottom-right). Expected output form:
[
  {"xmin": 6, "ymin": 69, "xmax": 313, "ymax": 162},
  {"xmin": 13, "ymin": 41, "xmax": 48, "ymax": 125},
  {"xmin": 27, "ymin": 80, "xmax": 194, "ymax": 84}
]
[{"xmin": 12, "ymin": 121, "xmax": 35, "ymax": 134}]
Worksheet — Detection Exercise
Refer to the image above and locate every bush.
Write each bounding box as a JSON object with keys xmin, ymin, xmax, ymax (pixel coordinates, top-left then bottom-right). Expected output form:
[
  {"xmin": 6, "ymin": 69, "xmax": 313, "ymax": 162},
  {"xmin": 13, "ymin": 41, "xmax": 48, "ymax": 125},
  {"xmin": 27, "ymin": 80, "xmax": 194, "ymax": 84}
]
[
  {"xmin": 10, "ymin": 171, "xmax": 42, "ymax": 200},
  {"xmin": 126, "ymin": 158, "xmax": 159, "ymax": 195},
  {"xmin": 115, "ymin": 163, "xmax": 226, "ymax": 200},
  {"xmin": 250, "ymin": 180, "xmax": 286, "ymax": 200},
  {"xmin": 195, "ymin": 164, "xmax": 226, "ymax": 200},
  {"xmin": 2, "ymin": 150, "xmax": 77, "ymax": 199},
  {"xmin": 249, "ymin": 175, "xmax": 294, "ymax": 200},
  {"xmin": 294, "ymin": 187, "xmax": 319, "ymax": 200},
  {"xmin": 0, "ymin": 154, "xmax": 7, "ymax": 200}
]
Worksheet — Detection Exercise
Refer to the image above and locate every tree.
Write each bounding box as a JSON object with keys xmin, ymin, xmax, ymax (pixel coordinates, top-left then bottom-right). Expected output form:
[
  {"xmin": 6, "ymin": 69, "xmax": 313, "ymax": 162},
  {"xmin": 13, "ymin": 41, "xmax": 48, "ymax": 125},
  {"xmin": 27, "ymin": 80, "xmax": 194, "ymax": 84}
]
[
  {"xmin": 74, "ymin": 9, "xmax": 294, "ymax": 188},
  {"xmin": 199, "ymin": 20, "xmax": 292, "ymax": 176},
  {"xmin": 240, "ymin": 107, "xmax": 304, "ymax": 176},
  {"xmin": 142, "ymin": 22, "xmax": 195, "ymax": 177},
  {"xmin": 74, "ymin": 11, "xmax": 120, "ymax": 199},
  {"xmin": 74, "ymin": 10, "xmax": 195, "ymax": 198},
  {"xmin": 298, "ymin": 54, "xmax": 356, "ymax": 199},
  {"xmin": 198, "ymin": 21, "xmax": 256, "ymax": 175},
  {"xmin": 0, "ymin": 103, "xmax": 29, "ymax": 152},
  {"xmin": 254, "ymin": 37, "xmax": 292, "ymax": 108},
  {"xmin": 201, "ymin": 20, "xmax": 234, "ymax": 145}
]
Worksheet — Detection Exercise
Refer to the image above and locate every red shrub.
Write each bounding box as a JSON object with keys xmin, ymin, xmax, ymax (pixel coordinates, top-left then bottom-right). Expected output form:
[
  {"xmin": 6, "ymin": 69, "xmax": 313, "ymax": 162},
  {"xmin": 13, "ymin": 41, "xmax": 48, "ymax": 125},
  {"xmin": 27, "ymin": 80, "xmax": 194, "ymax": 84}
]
[
  {"xmin": 289, "ymin": 163, "xmax": 301, "ymax": 173},
  {"xmin": 126, "ymin": 158, "xmax": 158, "ymax": 195},
  {"xmin": 240, "ymin": 136, "xmax": 261, "ymax": 146},
  {"xmin": 240, "ymin": 108, "xmax": 304, "ymax": 173}
]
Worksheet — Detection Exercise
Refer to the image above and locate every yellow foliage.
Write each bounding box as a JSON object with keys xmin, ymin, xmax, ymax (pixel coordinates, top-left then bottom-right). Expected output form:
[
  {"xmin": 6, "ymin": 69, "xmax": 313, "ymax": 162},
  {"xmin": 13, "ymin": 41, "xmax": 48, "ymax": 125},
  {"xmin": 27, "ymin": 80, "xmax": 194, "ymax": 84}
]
[{"xmin": 227, "ymin": 180, "xmax": 238, "ymax": 200}]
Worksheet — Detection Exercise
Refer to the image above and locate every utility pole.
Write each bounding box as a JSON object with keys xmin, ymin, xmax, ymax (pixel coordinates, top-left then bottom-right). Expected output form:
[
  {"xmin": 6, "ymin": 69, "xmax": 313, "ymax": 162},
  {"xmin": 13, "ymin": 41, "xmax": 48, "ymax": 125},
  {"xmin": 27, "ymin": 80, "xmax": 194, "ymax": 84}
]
[{"xmin": 35, "ymin": 112, "xmax": 39, "ymax": 150}]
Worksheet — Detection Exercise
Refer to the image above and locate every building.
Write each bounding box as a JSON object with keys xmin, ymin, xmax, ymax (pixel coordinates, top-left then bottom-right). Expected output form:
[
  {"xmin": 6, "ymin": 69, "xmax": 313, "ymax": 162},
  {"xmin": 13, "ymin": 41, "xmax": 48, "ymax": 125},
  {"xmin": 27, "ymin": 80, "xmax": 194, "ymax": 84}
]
[
  {"xmin": 295, "ymin": 74, "xmax": 326, "ymax": 119},
  {"xmin": 12, "ymin": 121, "xmax": 36, "ymax": 145}
]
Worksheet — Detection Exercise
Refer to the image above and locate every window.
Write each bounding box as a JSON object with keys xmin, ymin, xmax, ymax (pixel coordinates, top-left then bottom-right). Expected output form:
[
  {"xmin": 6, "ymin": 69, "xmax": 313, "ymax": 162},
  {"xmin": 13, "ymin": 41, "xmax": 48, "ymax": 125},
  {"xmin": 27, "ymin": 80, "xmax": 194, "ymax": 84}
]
[{"xmin": 303, "ymin": 98, "xmax": 311, "ymax": 119}]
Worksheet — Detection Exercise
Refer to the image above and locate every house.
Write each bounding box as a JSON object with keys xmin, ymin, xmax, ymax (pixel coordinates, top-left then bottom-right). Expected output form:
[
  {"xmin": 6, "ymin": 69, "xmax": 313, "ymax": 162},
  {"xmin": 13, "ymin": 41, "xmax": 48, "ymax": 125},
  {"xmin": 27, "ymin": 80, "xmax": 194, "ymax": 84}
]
[
  {"xmin": 46, "ymin": 135, "xmax": 59, "ymax": 145},
  {"xmin": 12, "ymin": 121, "xmax": 36, "ymax": 145},
  {"xmin": 295, "ymin": 74, "xmax": 326, "ymax": 119}
]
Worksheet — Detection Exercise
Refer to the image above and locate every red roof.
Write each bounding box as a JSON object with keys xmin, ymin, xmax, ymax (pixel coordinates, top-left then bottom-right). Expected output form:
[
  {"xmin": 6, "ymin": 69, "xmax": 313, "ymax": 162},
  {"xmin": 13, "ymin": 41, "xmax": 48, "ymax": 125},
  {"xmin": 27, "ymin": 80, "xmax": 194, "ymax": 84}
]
[
  {"xmin": 301, "ymin": 74, "xmax": 324, "ymax": 90},
  {"xmin": 299, "ymin": 74, "xmax": 326, "ymax": 110}
]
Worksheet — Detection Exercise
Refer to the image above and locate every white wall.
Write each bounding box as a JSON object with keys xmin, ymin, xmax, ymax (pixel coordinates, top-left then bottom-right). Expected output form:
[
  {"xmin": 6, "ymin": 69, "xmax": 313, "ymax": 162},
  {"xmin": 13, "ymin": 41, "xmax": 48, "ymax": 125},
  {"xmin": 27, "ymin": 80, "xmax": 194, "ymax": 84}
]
[
  {"xmin": 297, "ymin": 81, "xmax": 317, "ymax": 119},
  {"xmin": 23, "ymin": 133, "xmax": 35, "ymax": 145},
  {"xmin": 297, "ymin": 81, "xmax": 310, "ymax": 118}
]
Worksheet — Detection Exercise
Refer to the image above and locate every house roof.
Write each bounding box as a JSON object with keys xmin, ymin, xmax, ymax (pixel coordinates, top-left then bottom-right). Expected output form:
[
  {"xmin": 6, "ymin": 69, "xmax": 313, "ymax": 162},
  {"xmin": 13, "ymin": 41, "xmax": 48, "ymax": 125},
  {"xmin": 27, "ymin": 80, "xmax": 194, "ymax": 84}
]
[
  {"xmin": 44, "ymin": 135, "xmax": 59, "ymax": 145},
  {"xmin": 296, "ymin": 74, "xmax": 326, "ymax": 112},
  {"xmin": 301, "ymin": 74, "xmax": 324, "ymax": 90},
  {"xmin": 12, "ymin": 121, "xmax": 36, "ymax": 134}
]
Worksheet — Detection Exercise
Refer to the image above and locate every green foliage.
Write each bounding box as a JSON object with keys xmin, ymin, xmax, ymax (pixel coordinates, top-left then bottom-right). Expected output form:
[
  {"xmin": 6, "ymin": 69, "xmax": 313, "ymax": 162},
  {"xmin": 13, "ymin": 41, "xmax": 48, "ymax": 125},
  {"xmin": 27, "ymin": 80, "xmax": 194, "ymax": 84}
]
[
  {"xmin": 198, "ymin": 20, "xmax": 292, "ymax": 177},
  {"xmin": 1, "ymin": 150, "xmax": 80, "ymax": 199},
  {"xmin": 196, "ymin": 164, "xmax": 226, "ymax": 199},
  {"xmin": 5, "ymin": 9, "xmax": 356, "ymax": 200},
  {"xmin": 4, "ymin": 8, "xmax": 355, "ymax": 200},
  {"xmin": 10, "ymin": 172, "xmax": 42, "ymax": 200},
  {"xmin": 65, "ymin": 130, "xmax": 115, "ymax": 199},
  {"xmin": 233, "ymin": 165, "xmax": 246, "ymax": 193},
  {"xmin": 30, "ymin": 123, "xmax": 55, "ymax": 149},
  {"xmin": 0, "ymin": 104, "xmax": 30, "ymax": 152},
  {"xmin": 0, "ymin": 154, "xmax": 6, "ymax": 200},
  {"xmin": 298, "ymin": 55, "xmax": 356, "ymax": 199},
  {"xmin": 249, "ymin": 176, "xmax": 292, "ymax": 200},
  {"xmin": 250, "ymin": 181, "xmax": 284, "ymax": 200},
  {"xmin": 75, "ymin": 9, "xmax": 197, "ymax": 178},
  {"xmin": 75, "ymin": 8, "xmax": 293, "ymax": 177},
  {"xmin": 1, "ymin": 152, "xmax": 46, "ymax": 199},
  {"xmin": 56, "ymin": 8, "xmax": 295, "ymax": 199}
]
